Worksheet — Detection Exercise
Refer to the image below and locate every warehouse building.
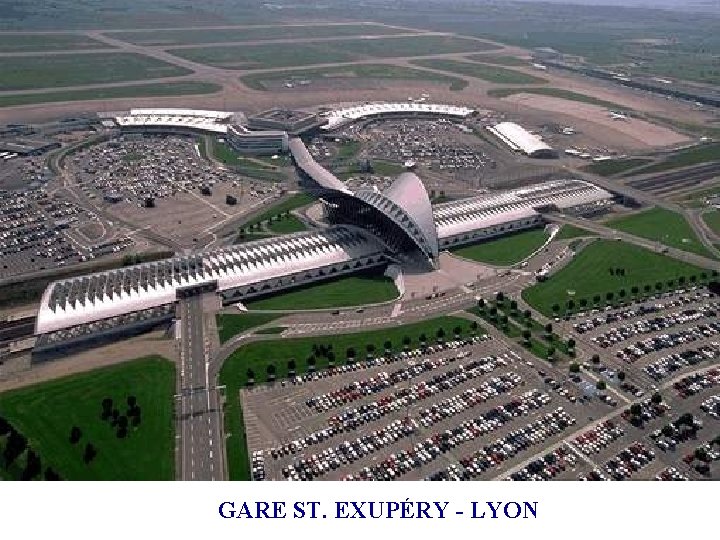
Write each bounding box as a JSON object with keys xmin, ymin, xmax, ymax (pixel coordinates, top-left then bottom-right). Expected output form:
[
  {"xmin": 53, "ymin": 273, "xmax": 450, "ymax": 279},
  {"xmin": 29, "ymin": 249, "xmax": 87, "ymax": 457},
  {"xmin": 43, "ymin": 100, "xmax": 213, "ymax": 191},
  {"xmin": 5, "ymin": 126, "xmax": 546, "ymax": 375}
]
[{"xmin": 486, "ymin": 122, "xmax": 557, "ymax": 158}]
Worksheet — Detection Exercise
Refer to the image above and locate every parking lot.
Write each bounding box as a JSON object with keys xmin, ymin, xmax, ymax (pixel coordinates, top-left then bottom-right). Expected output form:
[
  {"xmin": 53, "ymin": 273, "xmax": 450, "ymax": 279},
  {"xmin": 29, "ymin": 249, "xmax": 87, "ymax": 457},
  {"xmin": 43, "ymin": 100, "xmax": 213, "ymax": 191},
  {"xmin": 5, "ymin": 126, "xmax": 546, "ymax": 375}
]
[{"xmin": 241, "ymin": 334, "xmax": 615, "ymax": 481}]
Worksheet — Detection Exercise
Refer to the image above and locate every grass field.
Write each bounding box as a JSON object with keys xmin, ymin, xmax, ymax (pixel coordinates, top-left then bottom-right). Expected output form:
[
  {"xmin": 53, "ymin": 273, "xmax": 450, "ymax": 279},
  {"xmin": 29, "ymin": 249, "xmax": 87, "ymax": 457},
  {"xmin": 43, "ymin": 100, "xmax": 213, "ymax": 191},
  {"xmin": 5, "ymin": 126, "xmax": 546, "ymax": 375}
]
[
  {"xmin": 239, "ymin": 193, "xmax": 314, "ymax": 233},
  {"xmin": 219, "ymin": 315, "xmax": 478, "ymax": 479},
  {"xmin": 554, "ymin": 225, "xmax": 595, "ymax": 241},
  {"xmin": 216, "ymin": 313, "xmax": 283, "ymax": 343},
  {"xmin": 701, "ymin": 210, "xmax": 720, "ymax": 236},
  {"xmin": 411, "ymin": 59, "xmax": 546, "ymax": 84},
  {"xmin": 241, "ymin": 63, "xmax": 467, "ymax": 91},
  {"xmin": 624, "ymin": 143, "xmax": 720, "ymax": 176},
  {"xmin": 245, "ymin": 272, "xmax": 398, "ymax": 310},
  {"xmin": 583, "ymin": 158, "xmax": 654, "ymax": 177},
  {"xmin": 0, "ymin": 82, "xmax": 222, "ymax": 108},
  {"xmin": 0, "ymin": 53, "xmax": 191, "ymax": 91},
  {"xmin": 464, "ymin": 54, "xmax": 529, "ymax": 66},
  {"xmin": 605, "ymin": 207, "xmax": 715, "ymax": 259},
  {"xmin": 108, "ymin": 24, "xmax": 413, "ymax": 45},
  {"xmin": 452, "ymin": 228, "xmax": 549, "ymax": 265},
  {"xmin": 522, "ymin": 240, "xmax": 709, "ymax": 316},
  {"xmin": 0, "ymin": 33, "xmax": 110, "ymax": 52},
  {"xmin": 487, "ymin": 87, "xmax": 624, "ymax": 109},
  {"xmin": 0, "ymin": 357, "xmax": 174, "ymax": 480},
  {"xmin": 172, "ymin": 35, "xmax": 492, "ymax": 70}
]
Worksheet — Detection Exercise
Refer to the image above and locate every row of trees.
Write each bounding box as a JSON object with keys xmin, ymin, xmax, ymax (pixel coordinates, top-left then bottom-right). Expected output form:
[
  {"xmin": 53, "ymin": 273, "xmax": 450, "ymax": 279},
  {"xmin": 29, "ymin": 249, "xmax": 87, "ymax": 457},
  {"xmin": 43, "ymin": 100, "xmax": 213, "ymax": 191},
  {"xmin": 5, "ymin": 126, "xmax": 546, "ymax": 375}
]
[
  {"xmin": 238, "ymin": 211, "xmax": 294, "ymax": 238},
  {"xmin": 100, "ymin": 396, "xmax": 142, "ymax": 439},
  {"xmin": 0, "ymin": 415, "xmax": 61, "ymax": 480},
  {"xmin": 551, "ymin": 271, "xmax": 719, "ymax": 316},
  {"xmin": 244, "ymin": 323, "xmax": 481, "ymax": 386}
]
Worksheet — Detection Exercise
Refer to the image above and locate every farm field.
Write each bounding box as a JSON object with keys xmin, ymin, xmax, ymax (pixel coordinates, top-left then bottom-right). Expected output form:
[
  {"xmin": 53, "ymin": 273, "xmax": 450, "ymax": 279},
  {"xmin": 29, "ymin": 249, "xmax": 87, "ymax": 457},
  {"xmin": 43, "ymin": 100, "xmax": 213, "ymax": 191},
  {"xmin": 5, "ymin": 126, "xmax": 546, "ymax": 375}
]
[
  {"xmin": 0, "ymin": 33, "xmax": 110, "ymax": 52},
  {"xmin": 244, "ymin": 272, "xmax": 398, "ymax": 311},
  {"xmin": 0, "ymin": 53, "xmax": 191, "ymax": 91},
  {"xmin": 171, "ymin": 35, "xmax": 493, "ymax": 70},
  {"xmin": 0, "ymin": 82, "xmax": 221, "ymax": 108},
  {"xmin": 605, "ymin": 207, "xmax": 716, "ymax": 259},
  {"xmin": 522, "ymin": 240, "xmax": 709, "ymax": 316},
  {"xmin": 411, "ymin": 59, "xmax": 546, "ymax": 84},
  {"xmin": 219, "ymin": 315, "xmax": 475, "ymax": 479},
  {"xmin": 107, "ymin": 23, "xmax": 413, "ymax": 46},
  {"xmin": 0, "ymin": 357, "xmax": 175, "ymax": 480},
  {"xmin": 487, "ymin": 86, "xmax": 624, "ymax": 109},
  {"xmin": 452, "ymin": 228, "xmax": 549, "ymax": 265},
  {"xmin": 241, "ymin": 63, "xmax": 467, "ymax": 91}
]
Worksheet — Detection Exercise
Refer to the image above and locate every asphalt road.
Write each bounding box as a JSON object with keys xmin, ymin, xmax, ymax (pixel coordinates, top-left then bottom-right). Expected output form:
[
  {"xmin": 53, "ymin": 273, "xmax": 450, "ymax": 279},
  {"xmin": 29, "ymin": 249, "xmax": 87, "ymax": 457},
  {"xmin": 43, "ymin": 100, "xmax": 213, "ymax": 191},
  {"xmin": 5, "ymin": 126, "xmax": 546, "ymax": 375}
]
[{"xmin": 177, "ymin": 296, "xmax": 224, "ymax": 480}]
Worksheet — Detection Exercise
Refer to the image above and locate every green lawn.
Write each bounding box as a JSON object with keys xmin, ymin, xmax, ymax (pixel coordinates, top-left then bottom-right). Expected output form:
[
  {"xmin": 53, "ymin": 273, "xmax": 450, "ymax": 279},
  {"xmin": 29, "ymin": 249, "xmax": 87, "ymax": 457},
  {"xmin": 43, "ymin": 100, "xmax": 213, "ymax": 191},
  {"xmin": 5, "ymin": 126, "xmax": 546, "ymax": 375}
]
[
  {"xmin": 554, "ymin": 224, "xmax": 595, "ymax": 241},
  {"xmin": 0, "ymin": 53, "xmax": 191, "ymax": 91},
  {"xmin": 108, "ymin": 24, "xmax": 412, "ymax": 46},
  {"xmin": 324, "ymin": 35, "xmax": 497, "ymax": 57},
  {"xmin": 0, "ymin": 82, "xmax": 221, "ymax": 108},
  {"xmin": 216, "ymin": 313, "xmax": 283, "ymax": 343},
  {"xmin": 238, "ymin": 194, "xmax": 315, "ymax": 237},
  {"xmin": 487, "ymin": 87, "xmax": 624, "ymax": 109},
  {"xmin": 624, "ymin": 143, "xmax": 720, "ymax": 176},
  {"xmin": 219, "ymin": 315, "xmax": 478, "ymax": 479},
  {"xmin": 452, "ymin": 228, "xmax": 549, "ymax": 265},
  {"xmin": 240, "ymin": 63, "xmax": 467, "ymax": 91},
  {"xmin": 411, "ymin": 59, "xmax": 546, "ymax": 84},
  {"xmin": 245, "ymin": 272, "xmax": 398, "ymax": 310},
  {"xmin": 464, "ymin": 54, "xmax": 528, "ymax": 66},
  {"xmin": 583, "ymin": 158, "xmax": 653, "ymax": 177},
  {"xmin": 522, "ymin": 240, "xmax": 710, "ymax": 316},
  {"xmin": 0, "ymin": 33, "xmax": 110, "ymax": 52},
  {"xmin": 265, "ymin": 215, "xmax": 307, "ymax": 234},
  {"xmin": 701, "ymin": 210, "xmax": 720, "ymax": 236},
  {"xmin": 605, "ymin": 207, "xmax": 715, "ymax": 258},
  {"xmin": 0, "ymin": 357, "xmax": 175, "ymax": 480}
]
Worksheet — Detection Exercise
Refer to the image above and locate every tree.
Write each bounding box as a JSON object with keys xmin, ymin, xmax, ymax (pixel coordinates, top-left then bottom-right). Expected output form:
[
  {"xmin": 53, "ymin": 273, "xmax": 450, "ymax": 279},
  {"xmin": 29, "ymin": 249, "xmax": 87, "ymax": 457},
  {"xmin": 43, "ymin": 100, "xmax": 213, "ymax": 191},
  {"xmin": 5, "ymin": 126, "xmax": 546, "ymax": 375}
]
[
  {"xmin": 470, "ymin": 321, "xmax": 478, "ymax": 334},
  {"xmin": 22, "ymin": 449, "xmax": 42, "ymax": 481},
  {"xmin": 661, "ymin": 425, "xmax": 674, "ymax": 438},
  {"xmin": 83, "ymin": 443, "xmax": 97, "ymax": 465},
  {"xmin": 287, "ymin": 358, "xmax": 297, "ymax": 376},
  {"xmin": 419, "ymin": 333, "xmax": 427, "ymax": 345},
  {"xmin": 567, "ymin": 338, "xmax": 576, "ymax": 349},
  {"xmin": 402, "ymin": 336, "xmax": 411, "ymax": 350},
  {"xmin": 345, "ymin": 348, "xmax": 355, "ymax": 362},
  {"xmin": 569, "ymin": 363, "xmax": 580, "ymax": 373},
  {"xmin": 0, "ymin": 416, "xmax": 11, "ymax": 436},
  {"xmin": 643, "ymin": 284, "xmax": 651, "ymax": 294},
  {"xmin": 327, "ymin": 351, "xmax": 336, "ymax": 366},
  {"xmin": 453, "ymin": 326, "xmax": 462, "ymax": 338},
  {"xmin": 69, "ymin": 426, "xmax": 82, "ymax": 445},
  {"xmin": 522, "ymin": 329, "xmax": 531, "ymax": 345},
  {"xmin": 552, "ymin": 304, "xmax": 560, "ymax": 313},
  {"xmin": 593, "ymin": 294, "xmax": 601, "ymax": 305},
  {"xmin": 477, "ymin": 298, "xmax": 486, "ymax": 309},
  {"xmin": 489, "ymin": 306, "xmax": 498, "ymax": 319},
  {"xmin": 383, "ymin": 340, "xmax": 392, "ymax": 352},
  {"xmin": 509, "ymin": 300, "xmax": 518, "ymax": 312},
  {"xmin": 500, "ymin": 315, "xmax": 509, "ymax": 328},
  {"xmin": 566, "ymin": 299, "xmax": 575, "ymax": 312},
  {"xmin": 366, "ymin": 343, "xmax": 376, "ymax": 358},
  {"xmin": 547, "ymin": 346, "xmax": 556, "ymax": 360},
  {"xmin": 246, "ymin": 368, "xmax": 255, "ymax": 386},
  {"xmin": 523, "ymin": 309, "xmax": 531, "ymax": 319},
  {"xmin": 630, "ymin": 403, "xmax": 642, "ymax": 416},
  {"xmin": 651, "ymin": 392, "xmax": 662, "ymax": 405},
  {"xmin": 579, "ymin": 298, "xmax": 588, "ymax": 308},
  {"xmin": 631, "ymin": 286, "xmax": 639, "ymax": 297},
  {"xmin": 266, "ymin": 363, "xmax": 277, "ymax": 382},
  {"xmin": 617, "ymin": 371, "xmax": 626, "ymax": 381},
  {"xmin": 678, "ymin": 276, "xmax": 686, "ymax": 285},
  {"xmin": 619, "ymin": 289, "xmax": 626, "ymax": 298},
  {"xmin": 436, "ymin": 328, "xmax": 445, "ymax": 342},
  {"xmin": 307, "ymin": 356, "xmax": 317, "ymax": 371},
  {"xmin": 694, "ymin": 447, "xmax": 709, "ymax": 462},
  {"xmin": 655, "ymin": 282, "xmax": 663, "ymax": 291},
  {"xmin": 544, "ymin": 323, "xmax": 552, "ymax": 335},
  {"xmin": 592, "ymin": 354, "xmax": 600, "ymax": 364},
  {"xmin": 606, "ymin": 291, "xmax": 614, "ymax": 302},
  {"xmin": 44, "ymin": 467, "xmax": 61, "ymax": 481},
  {"xmin": 101, "ymin": 398, "xmax": 113, "ymax": 420},
  {"xmin": 3, "ymin": 429, "xmax": 27, "ymax": 466},
  {"xmin": 496, "ymin": 291, "xmax": 504, "ymax": 303},
  {"xmin": 596, "ymin": 380, "xmax": 606, "ymax": 391},
  {"xmin": 689, "ymin": 275, "xmax": 697, "ymax": 283},
  {"xmin": 127, "ymin": 396, "xmax": 137, "ymax": 409}
]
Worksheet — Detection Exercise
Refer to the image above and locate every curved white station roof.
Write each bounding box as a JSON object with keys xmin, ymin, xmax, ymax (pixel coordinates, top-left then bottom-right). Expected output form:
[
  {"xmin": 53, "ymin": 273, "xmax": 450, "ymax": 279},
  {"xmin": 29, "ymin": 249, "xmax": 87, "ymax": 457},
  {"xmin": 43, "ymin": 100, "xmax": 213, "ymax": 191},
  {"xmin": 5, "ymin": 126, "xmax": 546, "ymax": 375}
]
[
  {"xmin": 114, "ymin": 108, "xmax": 234, "ymax": 134},
  {"xmin": 322, "ymin": 102, "xmax": 474, "ymax": 130},
  {"xmin": 434, "ymin": 179, "xmax": 611, "ymax": 239},
  {"xmin": 487, "ymin": 122, "xmax": 554, "ymax": 157},
  {"xmin": 288, "ymin": 138, "xmax": 352, "ymax": 194},
  {"xmin": 36, "ymin": 226, "xmax": 383, "ymax": 334}
]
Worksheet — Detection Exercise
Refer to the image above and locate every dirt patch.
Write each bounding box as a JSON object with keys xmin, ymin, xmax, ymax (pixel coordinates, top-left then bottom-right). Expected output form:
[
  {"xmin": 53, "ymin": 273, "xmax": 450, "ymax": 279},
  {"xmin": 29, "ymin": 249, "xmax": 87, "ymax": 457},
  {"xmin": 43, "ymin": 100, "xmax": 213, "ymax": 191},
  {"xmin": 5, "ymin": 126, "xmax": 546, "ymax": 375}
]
[{"xmin": 500, "ymin": 93, "xmax": 689, "ymax": 148}]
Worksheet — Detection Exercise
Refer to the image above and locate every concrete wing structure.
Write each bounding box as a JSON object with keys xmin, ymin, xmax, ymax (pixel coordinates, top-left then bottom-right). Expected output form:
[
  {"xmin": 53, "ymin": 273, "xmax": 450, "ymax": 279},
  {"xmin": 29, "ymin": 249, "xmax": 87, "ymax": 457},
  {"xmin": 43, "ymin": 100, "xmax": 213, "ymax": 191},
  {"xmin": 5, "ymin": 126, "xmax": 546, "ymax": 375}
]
[{"xmin": 288, "ymin": 137, "xmax": 353, "ymax": 194}]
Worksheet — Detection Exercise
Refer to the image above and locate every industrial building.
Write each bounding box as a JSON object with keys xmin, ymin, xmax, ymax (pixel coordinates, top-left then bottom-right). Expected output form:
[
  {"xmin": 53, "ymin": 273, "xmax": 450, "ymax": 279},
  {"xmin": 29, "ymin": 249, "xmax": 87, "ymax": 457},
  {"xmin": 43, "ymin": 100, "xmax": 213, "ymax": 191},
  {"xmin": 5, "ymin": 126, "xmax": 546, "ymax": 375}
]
[
  {"xmin": 487, "ymin": 122, "xmax": 557, "ymax": 158},
  {"xmin": 247, "ymin": 109, "xmax": 325, "ymax": 135}
]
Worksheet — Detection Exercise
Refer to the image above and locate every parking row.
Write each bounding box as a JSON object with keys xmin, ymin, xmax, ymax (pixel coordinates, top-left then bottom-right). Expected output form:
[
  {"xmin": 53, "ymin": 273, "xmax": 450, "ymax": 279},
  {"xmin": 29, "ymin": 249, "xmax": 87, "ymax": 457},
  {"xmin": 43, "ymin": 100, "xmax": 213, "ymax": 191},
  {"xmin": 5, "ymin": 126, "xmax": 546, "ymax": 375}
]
[
  {"xmin": 506, "ymin": 445, "xmax": 580, "ymax": 481},
  {"xmin": 426, "ymin": 408, "xmax": 577, "ymax": 481},
  {"xmin": 581, "ymin": 441, "xmax": 655, "ymax": 480},
  {"xmin": 673, "ymin": 368, "xmax": 720, "ymax": 399},
  {"xmin": 644, "ymin": 342, "xmax": 720, "ymax": 381},
  {"xmin": 572, "ymin": 420, "xmax": 625, "ymax": 455},
  {"xmin": 616, "ymin": 323, "xmax": 720, "ymax": 363}
]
